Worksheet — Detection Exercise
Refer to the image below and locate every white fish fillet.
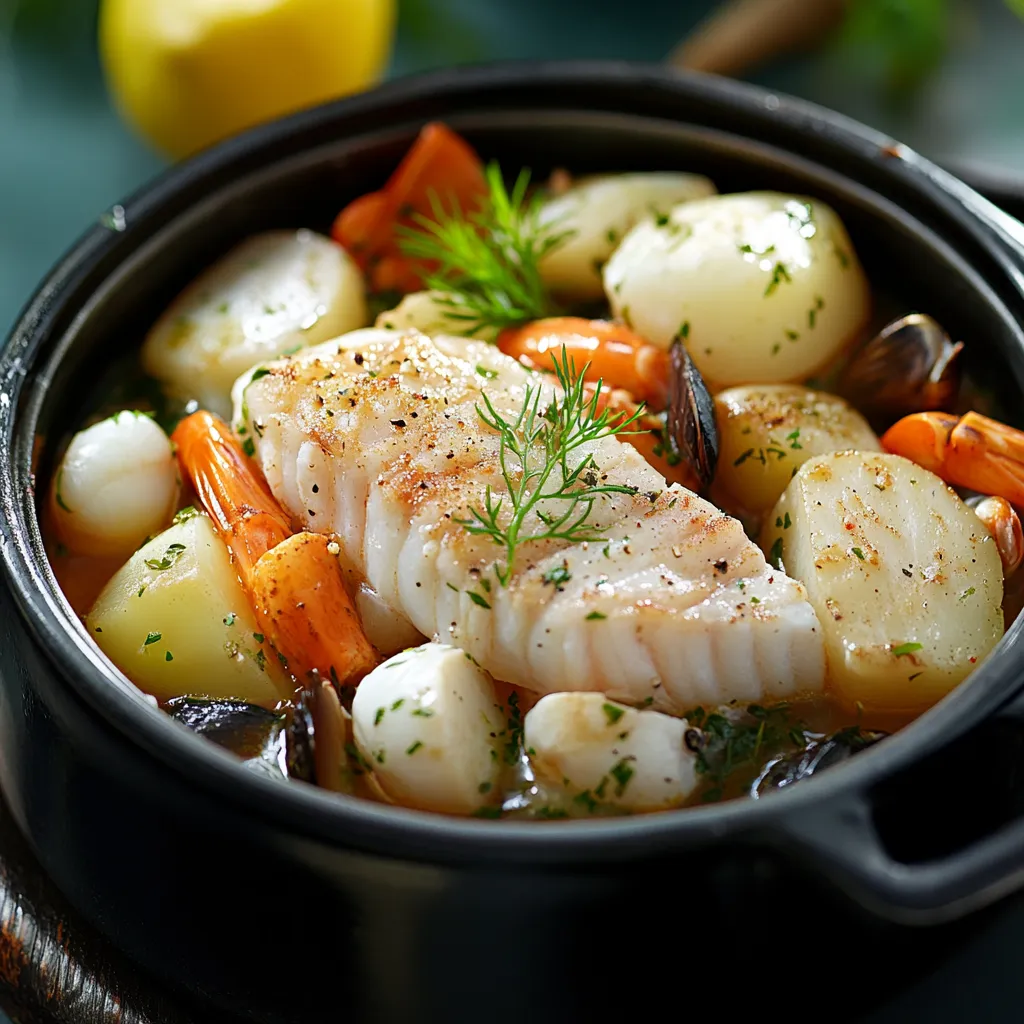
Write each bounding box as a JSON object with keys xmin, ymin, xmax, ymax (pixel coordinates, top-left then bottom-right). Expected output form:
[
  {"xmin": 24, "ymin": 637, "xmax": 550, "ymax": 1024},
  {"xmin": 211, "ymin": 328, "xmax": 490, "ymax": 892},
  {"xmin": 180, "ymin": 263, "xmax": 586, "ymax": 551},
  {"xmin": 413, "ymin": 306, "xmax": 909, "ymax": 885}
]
[{"xmin": 233, "ymin": 328, "xmax": 825, "ymax": 713}]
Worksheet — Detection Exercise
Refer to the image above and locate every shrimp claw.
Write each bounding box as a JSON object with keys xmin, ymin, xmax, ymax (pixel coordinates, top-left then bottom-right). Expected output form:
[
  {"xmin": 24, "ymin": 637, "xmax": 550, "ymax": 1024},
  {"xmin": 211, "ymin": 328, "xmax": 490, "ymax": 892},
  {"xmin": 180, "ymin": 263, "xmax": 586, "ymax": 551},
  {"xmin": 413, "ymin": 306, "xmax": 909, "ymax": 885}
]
[
  {"xmin": 881, "ymin": 411, "xmax": 1024, "ymax": 508},
  {"xmin": 172, "ymin": 411, "xmax": 379, "ymax": 688}
]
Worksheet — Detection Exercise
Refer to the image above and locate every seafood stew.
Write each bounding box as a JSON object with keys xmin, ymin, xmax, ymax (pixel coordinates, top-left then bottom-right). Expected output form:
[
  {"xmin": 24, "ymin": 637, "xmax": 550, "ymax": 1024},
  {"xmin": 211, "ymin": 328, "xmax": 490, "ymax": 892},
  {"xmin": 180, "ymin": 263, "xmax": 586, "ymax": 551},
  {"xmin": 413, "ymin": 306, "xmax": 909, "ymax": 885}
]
[{"xmin": 43, "ymin": 123, "xmax": 1024, "ymax": 820}]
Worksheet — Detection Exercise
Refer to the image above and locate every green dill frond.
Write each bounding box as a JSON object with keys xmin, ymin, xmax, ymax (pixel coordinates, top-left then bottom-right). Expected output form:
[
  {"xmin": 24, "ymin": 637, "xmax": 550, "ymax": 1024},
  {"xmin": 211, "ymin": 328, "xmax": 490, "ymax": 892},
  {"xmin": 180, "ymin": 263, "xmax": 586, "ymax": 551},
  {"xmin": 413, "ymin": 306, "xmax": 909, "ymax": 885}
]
[
  {"xmin": 396, "ymin": 162, "xmax": 571, "ymax": 335},
  {"xmin": 455, "ymin": 346, "xmax": 649, "ymax": 585}
]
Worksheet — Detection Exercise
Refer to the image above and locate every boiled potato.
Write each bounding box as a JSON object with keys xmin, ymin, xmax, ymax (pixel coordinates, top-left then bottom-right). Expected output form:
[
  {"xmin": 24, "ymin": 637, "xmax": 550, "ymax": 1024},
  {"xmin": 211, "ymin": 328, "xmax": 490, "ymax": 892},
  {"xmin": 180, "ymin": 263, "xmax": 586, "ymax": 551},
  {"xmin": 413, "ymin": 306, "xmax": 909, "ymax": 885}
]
[
  {"xmin": 713, "ymin": 385, "xmax": 879, "ymax": 518},
  {"xmin": 87, "ymin": 511, "xmax": 292, "ymax": 706},
  {"xmin": 351, "ymin": 643, "xmax": 504, "ymax": 815},
  {"xmin": 761, "ymin": 452, "xmax": 1003, "ymax": 714},
  {"xmin": 537, "ymin": 172, "xmax": 716, "ymax": 300},
  {"xmin": 52, "ymin": 411, "xmax": 179, "ymax": 558},
  {"xmin": 374, "ymin": 290, "xmax": 497, "ymax": 342},
  {"xmin": 524, "ymin": 693, "xmax": 699, "ymax": 812},
  {"xmin": 603, "ymin": 192, "xmax": 871, "ymax": 386},
  {"xmin": 141, "ymin": 230, "xmax": 367, "ymax": 418}
]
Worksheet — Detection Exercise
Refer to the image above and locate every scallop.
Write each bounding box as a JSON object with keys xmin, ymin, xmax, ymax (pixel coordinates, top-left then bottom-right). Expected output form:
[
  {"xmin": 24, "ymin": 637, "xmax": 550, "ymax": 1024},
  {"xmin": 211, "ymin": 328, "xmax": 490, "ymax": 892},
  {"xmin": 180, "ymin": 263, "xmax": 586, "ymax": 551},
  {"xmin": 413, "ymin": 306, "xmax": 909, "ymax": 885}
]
[
  {"xmin": 141, "ymin": 230, "xmax": 367, "ymax": 418},
  {"xmin": 603, "ymin": 192, "xmax": 871, "ymax": 387},
  {"xmin": 523, "ymin": 693, "xmax": 700, "ymax": 812},
  {"xmin": 537, "ymin": 172, "xmax": 717, "ymax": 300},
  {"xmin": 51, "ymin": 411, "xmax": 179, "ymax": 558},
  {"xmin": 761, "ymin": 451, "xmax": 1003, "ymax": 714},
  {"xmin": 351, "ymin": 644, "xmax": 505, "ymax": 815}
]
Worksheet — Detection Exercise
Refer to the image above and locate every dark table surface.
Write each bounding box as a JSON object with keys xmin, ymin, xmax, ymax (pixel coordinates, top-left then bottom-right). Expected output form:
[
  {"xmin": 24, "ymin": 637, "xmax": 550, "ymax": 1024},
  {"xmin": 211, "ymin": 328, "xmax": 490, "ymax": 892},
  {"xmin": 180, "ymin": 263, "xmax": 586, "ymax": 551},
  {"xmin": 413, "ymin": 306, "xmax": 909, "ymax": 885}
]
[{"xmin": 2, "ymin": 1, "xmax": 1024, "ymax": 1021}]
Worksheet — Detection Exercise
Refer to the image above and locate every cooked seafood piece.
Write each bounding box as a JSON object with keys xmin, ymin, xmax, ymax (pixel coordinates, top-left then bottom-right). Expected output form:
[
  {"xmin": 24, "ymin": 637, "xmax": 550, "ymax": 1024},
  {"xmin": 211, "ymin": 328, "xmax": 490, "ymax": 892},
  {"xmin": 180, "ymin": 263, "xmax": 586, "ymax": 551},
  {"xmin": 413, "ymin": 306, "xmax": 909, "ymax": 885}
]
[
  {"xmin": 142, "ymin": 230, "xmax": 367, "ymax": 419},
  {"xmin": 523, "ymin": 693, "xmax": 700, "ymax": 811},
  {"xmin": 51, "ymin": 410, "xmax": 179, "ymax": 558},
  {"xmin": 351, "ymin": 643, "xmax": 505, "ymax": 814},
  {"xmin": 881, "ymin": 410, "xmax": 1024, "ymax": 507},
  {"xmin": 838, "ymin": 313, "xmax": 962, "ymax": 428},
  {"xmin": 762, "ymin": 451, "xmax": 1003, "ymax": 714},
  {"xmin": 234, "ymin": 328, "xmax": 826, "ymax": 713}
]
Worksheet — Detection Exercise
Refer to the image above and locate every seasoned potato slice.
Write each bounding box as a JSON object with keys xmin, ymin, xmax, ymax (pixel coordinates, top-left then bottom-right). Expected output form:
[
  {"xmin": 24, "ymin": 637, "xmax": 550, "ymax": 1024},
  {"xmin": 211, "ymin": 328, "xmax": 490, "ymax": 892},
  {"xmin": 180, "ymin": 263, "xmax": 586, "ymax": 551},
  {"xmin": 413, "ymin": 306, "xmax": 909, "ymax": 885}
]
[
  {"xmin": 141, "ymin": 230, "xmax": 367, "ymax": 418},
  {"xmin": 713, "ymin": 385, "xmax": 879, "ymax": 518},
  {"xmin": 87, "ymin": 512, "xmax": 292, "ymax": 707},
  {"xmin": 603, "ymin": 192, "xmax": 870, "ymax": 386},
  {"xmin": 537, "ymin": 172, "xmax": 716, "ymax": 300},
  {"xmin": 761, "ymin": 452, "xmax": 1003, "ymax": 714}
]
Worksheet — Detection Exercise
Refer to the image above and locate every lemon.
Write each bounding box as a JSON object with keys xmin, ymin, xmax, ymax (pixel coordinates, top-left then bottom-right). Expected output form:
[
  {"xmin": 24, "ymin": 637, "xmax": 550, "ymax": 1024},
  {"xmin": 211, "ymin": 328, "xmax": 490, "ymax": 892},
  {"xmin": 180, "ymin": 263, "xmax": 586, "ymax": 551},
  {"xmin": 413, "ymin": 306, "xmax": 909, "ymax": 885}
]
[{"xmin": 99, "ymin": 0, "xmax": 396, "ymax": 160}]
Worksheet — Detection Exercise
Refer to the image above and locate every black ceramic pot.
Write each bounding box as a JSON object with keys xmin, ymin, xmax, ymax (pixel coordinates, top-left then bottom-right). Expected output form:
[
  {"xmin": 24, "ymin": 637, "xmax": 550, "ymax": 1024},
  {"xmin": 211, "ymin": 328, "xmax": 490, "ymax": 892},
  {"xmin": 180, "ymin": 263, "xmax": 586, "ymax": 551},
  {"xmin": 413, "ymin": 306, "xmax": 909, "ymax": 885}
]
[{"xmin": 4, "ymin": 63, "xmax": 1024, "ymax": 1023}]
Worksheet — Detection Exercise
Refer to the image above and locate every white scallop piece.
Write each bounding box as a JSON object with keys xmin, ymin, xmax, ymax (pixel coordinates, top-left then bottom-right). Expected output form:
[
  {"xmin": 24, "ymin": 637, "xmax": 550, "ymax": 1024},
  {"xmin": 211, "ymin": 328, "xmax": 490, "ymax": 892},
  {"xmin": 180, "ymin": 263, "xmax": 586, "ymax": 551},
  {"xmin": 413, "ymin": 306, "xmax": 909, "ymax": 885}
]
[
  {"xmin": 141, "ymin": 230, "xmax": 367, "ymax": 418},
  {"xmin": 603, "ymin": 191, "xmax": 871, "ymax": 387},
  {"xmin": 537, "ymin": 172, "xmax": 716, "ymax": 300},
  {"xmin": 52, "ymin": 411, "xmax": 179, "ymax": 558},
  {"xmin": 524, "ymin": 692, "xmax": 700, "ymax": 812},
  {"xmin": 351, "ymin": 643, "xmax": 505, "ymax": 815}
]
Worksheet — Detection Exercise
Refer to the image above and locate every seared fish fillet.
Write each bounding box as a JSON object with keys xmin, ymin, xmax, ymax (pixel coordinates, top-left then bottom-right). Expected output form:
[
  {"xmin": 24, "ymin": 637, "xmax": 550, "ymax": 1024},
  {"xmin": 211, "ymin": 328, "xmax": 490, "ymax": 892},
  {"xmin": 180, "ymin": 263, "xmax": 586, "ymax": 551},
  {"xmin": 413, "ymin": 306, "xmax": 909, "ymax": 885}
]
[{"xmin": 233, "ymin": 329, "xmax": 825, "ymax": 712}]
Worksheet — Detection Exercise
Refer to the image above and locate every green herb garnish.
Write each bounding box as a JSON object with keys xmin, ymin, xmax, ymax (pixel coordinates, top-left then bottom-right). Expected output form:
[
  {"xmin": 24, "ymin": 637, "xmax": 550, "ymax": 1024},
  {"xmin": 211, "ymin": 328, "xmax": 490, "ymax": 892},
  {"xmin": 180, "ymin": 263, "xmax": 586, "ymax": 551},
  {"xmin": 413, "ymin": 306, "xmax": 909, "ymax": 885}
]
[
  {"xmin": 602, "ymin": 702, "xmax": 625, "ymax": 726},
  {"xmin": 892, "ymin": 642, "xmax": 923, "ymax": 657},
  {"xmin": 455, "ymin": 347, "xmax": 645, "ymax": 586},
  {"xmin": 397, "ymin": 162, "xmax": 570, "ymax": 334},
  {"xmin": 144, "ymin": 631, "xmax": 161, "ymax": 646},
  {"xmin": 144, "ymin": 542, "xmax": 187, "ymax": 572}
]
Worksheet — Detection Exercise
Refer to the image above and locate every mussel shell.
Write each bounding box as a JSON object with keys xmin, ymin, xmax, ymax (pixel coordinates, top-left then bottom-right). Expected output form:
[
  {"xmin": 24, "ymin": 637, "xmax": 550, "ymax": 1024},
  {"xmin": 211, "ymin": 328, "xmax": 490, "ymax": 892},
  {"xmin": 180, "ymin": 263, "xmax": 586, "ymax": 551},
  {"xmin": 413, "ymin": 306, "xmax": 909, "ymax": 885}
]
[
  {"xmin": 285, "ymin": 689, "xmax": 317, "ymax": 785},
  {"xmin": 665, "ymin": 340, "xmax": 719, "ymax": 490},
  {"xmin": 751, "ymin": 727, "xmax": 887, "ymax": 798},
  {"xmin": 165, "ymin": 697, "xmax": 285, "ymax": 760},
  {"xmin": 838, "ymin": 313, "xmax": 963, "ymax": 428}
]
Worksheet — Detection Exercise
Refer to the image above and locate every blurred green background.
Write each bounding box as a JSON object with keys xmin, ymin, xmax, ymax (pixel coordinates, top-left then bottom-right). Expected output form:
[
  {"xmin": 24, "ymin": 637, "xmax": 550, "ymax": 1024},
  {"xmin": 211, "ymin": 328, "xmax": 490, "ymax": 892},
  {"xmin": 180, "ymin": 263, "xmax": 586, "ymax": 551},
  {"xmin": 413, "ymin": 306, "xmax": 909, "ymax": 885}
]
[{"xmin": 1, "ymin": 2, "xmax": 1024, "ymax": 1021}]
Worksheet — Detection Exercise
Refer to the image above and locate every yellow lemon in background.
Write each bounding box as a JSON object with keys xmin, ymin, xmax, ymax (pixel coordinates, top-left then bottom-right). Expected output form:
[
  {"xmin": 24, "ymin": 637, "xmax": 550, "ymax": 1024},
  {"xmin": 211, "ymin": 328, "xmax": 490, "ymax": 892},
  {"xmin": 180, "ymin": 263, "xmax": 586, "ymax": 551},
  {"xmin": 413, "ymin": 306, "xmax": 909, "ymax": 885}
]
[{"xmin": 99, "ymin": 0, "xmax": 396, "ymax": 160}]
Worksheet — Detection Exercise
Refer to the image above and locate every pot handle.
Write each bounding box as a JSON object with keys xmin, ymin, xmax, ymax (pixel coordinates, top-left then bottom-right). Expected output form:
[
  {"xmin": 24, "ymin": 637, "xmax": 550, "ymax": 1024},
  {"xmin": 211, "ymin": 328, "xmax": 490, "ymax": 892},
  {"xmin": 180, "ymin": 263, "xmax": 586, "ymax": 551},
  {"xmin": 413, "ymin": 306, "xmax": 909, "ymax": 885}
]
[{"xmin": 774, "ymin": 691, "xmax": 1024, "ymax": 925}]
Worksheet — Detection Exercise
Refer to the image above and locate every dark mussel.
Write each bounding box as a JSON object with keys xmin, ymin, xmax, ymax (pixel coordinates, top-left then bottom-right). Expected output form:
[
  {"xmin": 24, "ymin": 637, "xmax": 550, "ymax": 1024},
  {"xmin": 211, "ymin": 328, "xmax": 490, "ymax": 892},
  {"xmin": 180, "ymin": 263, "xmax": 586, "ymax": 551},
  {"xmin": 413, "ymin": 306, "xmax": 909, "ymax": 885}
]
[
  {"xmin": 165, "ymin": 687, "xmax": 352, "ymax": 792},
  {"xmin": 165, "ymin": 697, "xmax": 289, "ymax": 776},
  {"xmin": 665, "ymin": 340, "xmax": 719, "ymax": 490},
  {"xmin": 839, "ymin": 312, "xmax": 963, "ymax": 429},
  {"xmin": 751, "ymin": 727, "xmax": 888, "ymax": 798}
]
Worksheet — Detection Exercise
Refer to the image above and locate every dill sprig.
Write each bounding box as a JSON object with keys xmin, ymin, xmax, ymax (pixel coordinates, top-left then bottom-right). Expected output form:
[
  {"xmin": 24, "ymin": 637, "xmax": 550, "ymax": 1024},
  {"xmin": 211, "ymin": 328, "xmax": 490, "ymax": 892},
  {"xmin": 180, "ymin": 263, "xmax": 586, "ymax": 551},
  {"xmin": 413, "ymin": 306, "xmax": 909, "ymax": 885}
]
[
  {"xmin": 396, "ymin": 162, "xmax": 570, "ymax": 335},
  {"xmin": 455, "ymin": 347, "xmax": 647, "ymax": 586}
]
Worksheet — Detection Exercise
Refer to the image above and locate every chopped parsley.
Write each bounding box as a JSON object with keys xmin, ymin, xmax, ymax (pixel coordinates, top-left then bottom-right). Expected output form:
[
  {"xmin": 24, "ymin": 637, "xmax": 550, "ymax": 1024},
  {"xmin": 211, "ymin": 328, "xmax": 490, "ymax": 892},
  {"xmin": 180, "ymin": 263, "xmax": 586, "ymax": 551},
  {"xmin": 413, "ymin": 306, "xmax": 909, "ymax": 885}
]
[
  {"xmin": 610, "ymin": 758, "xmax": 635, "ymax": 796},
  {"xmin": 172, "ymin": 505, "xmax": 201, "ymax": 524},
  {"xmin": 960, "ymin": 587, "xmax": 976, "ymax": 601},
  {"xmin": 223, "ymin": 613, "xmax": 236, "ymax": 626},
  {"xmin": 165, "ymin": 651, "xmax": 174, "ymax": 662},
  {"xmin": 892, "ymin": 642, "xmax": 923, "ymax": 657},
  {"xmin": 475, "ymin": 365, "xmax": 499, "ymax": 380},
  {"xmin": 144, "ymin": 631, "xmax": 161, "ymax": 646},
  {"xmin": 542, "ymin": 564, "xmax": 572, "ymax": 589},
  {"xmin": 406, "ymin": 740, "xmax": 424, "ymax": 756},
  {"xmin": 764, "ymin": 262, "xmax": 792, "ymax": 296},
  {"xmin": 768, "ymin": 537, "xmax": 784, "ymax": 570},
  {"xmin": 585, "ymin": 611, "xmax": 607, "ymax": 621},
  {"xmin": 374, "ymin": 707, "xmax": 386, "ymax": 726},
  {"xmin": 250, "ymin": 367, "xmax": 271, "ymax": 382},
  {"xmin": 253, "ymin": 632, "xmax": 265, "ymax": 644},
  {"xmin": 786, "ymin": 429, "xmax": 802, "ymax": 449},
  {"xmin": 602, "ymin": 702, "xmax": 625, "ymax": 726},
  {"xmin": 144, "ymin": 542, "xmax": 187, "ymax": 571},
  {"xmin": 242, "ymin": 437, "xmax": 256, "ymax": 457},
  {"xmin": 467, "ymin": 590, "xmax": 492, "ymax": 609},
  {"xmin": 852, "ymin": 547, "xmax": 866, "ymax": 560}
]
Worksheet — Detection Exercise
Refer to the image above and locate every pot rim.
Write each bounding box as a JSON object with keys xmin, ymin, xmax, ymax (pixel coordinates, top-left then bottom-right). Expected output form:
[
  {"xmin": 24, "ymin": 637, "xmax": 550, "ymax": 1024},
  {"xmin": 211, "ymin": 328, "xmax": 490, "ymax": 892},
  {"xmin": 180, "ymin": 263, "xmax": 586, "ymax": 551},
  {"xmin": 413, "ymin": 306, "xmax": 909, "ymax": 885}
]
[{"xmin": 4, "ymin": 60, "xmax": 1024, "ymax": 866}]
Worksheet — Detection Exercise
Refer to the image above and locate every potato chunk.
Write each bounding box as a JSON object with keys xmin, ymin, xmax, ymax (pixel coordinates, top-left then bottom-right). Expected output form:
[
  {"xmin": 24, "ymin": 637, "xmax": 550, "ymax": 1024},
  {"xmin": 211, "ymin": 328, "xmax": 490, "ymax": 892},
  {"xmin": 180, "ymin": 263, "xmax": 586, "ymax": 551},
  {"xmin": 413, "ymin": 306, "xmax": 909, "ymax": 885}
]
[
  {"xmin": 713, "ymin": 385, "xmax": 878, "ymax": 519},
  {"xmin": 603, "ymin": 192, "xmax": 870, "ymax": 386},
  {"xmin": 761, "ymin": 452, "xmax": 1003, "ymax": 713},
  {"xmin": 87, "ymin": 512, "xmax": 292, "ymax": 707}
]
